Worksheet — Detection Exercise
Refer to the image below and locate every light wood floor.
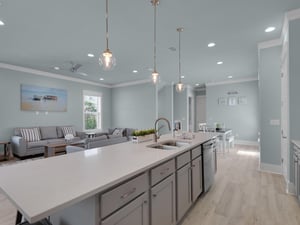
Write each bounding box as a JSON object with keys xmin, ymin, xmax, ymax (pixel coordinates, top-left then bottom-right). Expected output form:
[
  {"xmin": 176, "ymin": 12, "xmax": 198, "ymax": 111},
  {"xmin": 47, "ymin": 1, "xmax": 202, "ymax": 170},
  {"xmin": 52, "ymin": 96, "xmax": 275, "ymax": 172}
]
[{"xmin": 0, "ymin": 145, "xmax": 299, "ymax": 225}]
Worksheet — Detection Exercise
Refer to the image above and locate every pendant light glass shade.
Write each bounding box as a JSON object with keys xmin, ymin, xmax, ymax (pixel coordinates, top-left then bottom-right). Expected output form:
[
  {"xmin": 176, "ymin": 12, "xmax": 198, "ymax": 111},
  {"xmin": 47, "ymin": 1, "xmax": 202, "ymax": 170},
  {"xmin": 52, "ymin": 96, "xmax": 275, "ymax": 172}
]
[
  {"xmin": 176, "ymin": 82, "xmax": 184, "ymax": 92},
  {"xmin": 151, "ymin": 0, "xmax": 159, "ymax": 84},
  {"xmin": 152, "ymin": 71, "xmax": 159, "ymax": 84},
  {"xmin": 99, "ymin": 0, "xmax": 116, "ymax": 71},
  {"xmin": 176, "ymin": 27, "xmax": 185, "ymax": 93}
]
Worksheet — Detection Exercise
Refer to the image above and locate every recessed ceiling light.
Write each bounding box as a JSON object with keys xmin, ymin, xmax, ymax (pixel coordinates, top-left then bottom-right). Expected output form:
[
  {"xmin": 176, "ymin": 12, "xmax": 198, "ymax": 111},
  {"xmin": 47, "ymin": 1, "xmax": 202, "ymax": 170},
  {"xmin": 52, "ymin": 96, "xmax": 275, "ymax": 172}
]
[
  {"xmin": 228, "ymin": 75, "xmax": 233, "ymax": 79},
  {"xmin": 195, "ymin": 83, "xmax": 200, "ymax": 86},
  {"xmin": 99, "ymin": 78, "xmax": 104, "ymax": 81},
  {"xmin": 181, "ymin": 75, "xmax": 185, "ymax": 79},
  {"xmin": 87, "ymin": 53, "xmax": 95, "ymax": 58},
  {"xmin": 133, "ymin": 70, "xmax": 138, "ymax": 73},
  {"xmin": 217, "ymin": 61, "xmax": 223, "ymax": 65},
  {"xmin": 54, "ymin": 66, "xmax": 60, "ymax": 70},
  {"xmin": 0, "ymin": 20, "xmax": 5, "ymax": 26},
  {"xmin": 208, "ymin": 42, "xmax": 216, "ymax": 47},
  {"xmin": 265, "ymin": 27, "xmax": 276, "ymax": 33}
]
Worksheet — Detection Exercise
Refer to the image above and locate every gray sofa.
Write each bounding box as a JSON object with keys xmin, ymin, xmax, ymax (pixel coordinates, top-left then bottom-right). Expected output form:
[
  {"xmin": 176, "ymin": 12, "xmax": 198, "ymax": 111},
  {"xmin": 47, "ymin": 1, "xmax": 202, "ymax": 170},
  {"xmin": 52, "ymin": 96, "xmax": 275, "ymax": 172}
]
[
  {"xmin": 11, "ymin": 126, "xmax": 85, "ymax": 158},
  {"xmin": 87, "ymin": 128, "xmax": 135, "ymax": 148}
]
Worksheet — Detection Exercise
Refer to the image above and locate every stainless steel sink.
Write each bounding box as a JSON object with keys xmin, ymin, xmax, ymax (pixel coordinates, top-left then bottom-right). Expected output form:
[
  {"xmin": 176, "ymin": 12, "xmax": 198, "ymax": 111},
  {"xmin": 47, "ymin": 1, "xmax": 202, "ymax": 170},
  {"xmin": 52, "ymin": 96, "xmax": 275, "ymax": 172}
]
[
  {"xmin": 147, "ymin": 140, "xmax": 191, "ymax": 150},
  {"xmin": 147, "ymin": 144, "xmax": 178, "ymax": 150},
  {"xmin": 159, "ymin": 140, "xmax": 191, "ymax": 147}
]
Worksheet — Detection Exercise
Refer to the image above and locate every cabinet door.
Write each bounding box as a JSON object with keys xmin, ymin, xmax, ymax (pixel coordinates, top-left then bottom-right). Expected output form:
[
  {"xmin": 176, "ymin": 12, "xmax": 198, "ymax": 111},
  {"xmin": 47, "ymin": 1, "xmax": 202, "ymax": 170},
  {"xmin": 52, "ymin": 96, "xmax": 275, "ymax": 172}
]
[
  {"xmin": 176, "ymin": 163, "xmax": 192, "ymax": 221},
  {"xmin": 191, "ymin": 156, "xmax": 202, "ymax": 202},
  {"xmin": 151, "ymin": 174, "xmax": 176, "ymax": 225},
  {"xmin": 102, "ymin": 193, "xmax": 149, "ymax": 225}
]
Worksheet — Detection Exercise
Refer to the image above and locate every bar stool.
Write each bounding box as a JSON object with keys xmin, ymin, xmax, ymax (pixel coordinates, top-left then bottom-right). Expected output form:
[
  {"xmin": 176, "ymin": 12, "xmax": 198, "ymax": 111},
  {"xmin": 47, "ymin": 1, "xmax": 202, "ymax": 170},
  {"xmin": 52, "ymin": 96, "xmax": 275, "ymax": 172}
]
[
  {"xmin": 226, "ymin": 134, "xmax": 235, "ymax": 151},
  {"xmin": 16, "ymin": 211, "xmax": 52, "ymax": 225}
]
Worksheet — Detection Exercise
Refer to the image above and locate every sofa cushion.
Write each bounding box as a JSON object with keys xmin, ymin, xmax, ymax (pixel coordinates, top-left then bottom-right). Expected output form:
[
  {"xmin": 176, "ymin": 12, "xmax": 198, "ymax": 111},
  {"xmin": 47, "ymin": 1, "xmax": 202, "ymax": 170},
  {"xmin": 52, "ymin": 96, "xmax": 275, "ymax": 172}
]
[
  {"xmin": 20, "ymin": 128, "xmax": 41, "ymax": 142},
  {"xmin": 40, "ymin": 126, "xmax": 58, "ymax": 140},
  {"xmin": 108, "ymin": 134, "xmax": 122, "ymax": 139},
  {"xmin": 112, "ymin": 128, "xmax": 124, "ymax": 136},
  {"xmin": 91, "ymin": 135, "xmax": 108, "ymax": 141},
  {"xmin": 61, "ymin": 126, "xmax": 76, "ymax": 137},
  {"xmin": 46, "ymin": 139, "xmax": 66, "ymax": 145},
  {"xmin": 27, "ymin": 140, "xmax": 48, "ymax": 148}
]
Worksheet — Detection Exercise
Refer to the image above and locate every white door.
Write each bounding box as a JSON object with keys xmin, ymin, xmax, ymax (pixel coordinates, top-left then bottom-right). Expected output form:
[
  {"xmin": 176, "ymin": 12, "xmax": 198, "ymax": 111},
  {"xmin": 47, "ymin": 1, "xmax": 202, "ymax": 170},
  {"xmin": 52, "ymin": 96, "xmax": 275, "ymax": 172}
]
[
  {"xmin": 196, "ymin": 96, "xmax": 206, "ymax": 129},
  {"xmin": 281, "ymin": 45, "xmax": 289, "ymax": 183}
]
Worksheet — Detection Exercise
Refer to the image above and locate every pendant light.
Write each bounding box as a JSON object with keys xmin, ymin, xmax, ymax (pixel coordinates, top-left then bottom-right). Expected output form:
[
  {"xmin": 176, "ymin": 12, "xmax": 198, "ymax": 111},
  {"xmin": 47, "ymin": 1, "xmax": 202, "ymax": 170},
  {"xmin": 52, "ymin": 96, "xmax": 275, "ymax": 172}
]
[
  {"xmin": 176, "ymin": 27, "xmax": 185, "ymax": 93},
  {"xmin": 151, "ymin": 0, "xmax": 159, "ymax": 84},
  {"xmin": 99, "ymin": 0, "xmax": 116, "ymax": 70}
]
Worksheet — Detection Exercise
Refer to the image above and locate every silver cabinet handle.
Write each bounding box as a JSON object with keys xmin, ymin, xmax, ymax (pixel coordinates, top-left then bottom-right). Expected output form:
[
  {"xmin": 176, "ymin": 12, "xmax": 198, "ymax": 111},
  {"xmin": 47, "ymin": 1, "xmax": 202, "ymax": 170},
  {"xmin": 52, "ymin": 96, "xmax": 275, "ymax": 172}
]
[
  {"xmin": 160, "ymin": 167, "xmax": 169, "ymax": 175},
  {"xmin": 120, "ymin": 187, "xmax": 136, "ymax": 199}
]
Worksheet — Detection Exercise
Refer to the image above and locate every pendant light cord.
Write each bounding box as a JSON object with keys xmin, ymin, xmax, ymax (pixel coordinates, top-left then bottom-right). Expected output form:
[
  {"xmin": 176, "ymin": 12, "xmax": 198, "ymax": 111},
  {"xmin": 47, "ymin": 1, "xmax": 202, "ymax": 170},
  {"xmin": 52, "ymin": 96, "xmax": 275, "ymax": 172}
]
[
  {"xmin": 105, "ymin": 0, "xmax": 109, "ymax": 50},
  {"xmin": 178, "ymin": 29, "xmax": 181, "ymax": 83},
  {"xmin": 153, "ymin": 2, "xmax": 157, "ymax": 72}
]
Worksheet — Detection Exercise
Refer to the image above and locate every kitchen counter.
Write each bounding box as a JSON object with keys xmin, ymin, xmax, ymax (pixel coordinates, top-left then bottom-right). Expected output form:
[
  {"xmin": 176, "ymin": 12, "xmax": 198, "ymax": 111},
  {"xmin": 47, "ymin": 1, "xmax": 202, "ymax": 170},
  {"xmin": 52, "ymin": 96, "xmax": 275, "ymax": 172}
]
[{"xmin": 0, "ymin": 132, "xmax": 218, "ymax": 223}]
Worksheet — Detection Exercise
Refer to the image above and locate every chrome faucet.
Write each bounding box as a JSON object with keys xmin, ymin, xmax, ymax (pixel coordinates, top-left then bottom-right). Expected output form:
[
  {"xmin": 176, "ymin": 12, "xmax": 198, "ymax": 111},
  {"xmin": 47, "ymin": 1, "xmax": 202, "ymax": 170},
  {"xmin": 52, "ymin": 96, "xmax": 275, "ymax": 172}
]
[{"xmin": 154, "ymin": 117, "xmax": 171, "ymax": 142}]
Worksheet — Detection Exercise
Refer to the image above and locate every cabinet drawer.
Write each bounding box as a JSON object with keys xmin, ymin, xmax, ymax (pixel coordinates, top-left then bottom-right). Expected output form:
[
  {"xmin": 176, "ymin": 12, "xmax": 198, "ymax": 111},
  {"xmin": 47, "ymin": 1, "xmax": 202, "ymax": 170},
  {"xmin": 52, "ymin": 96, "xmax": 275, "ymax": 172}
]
[
  {"xmin": 151, "ymin": 159, "xmax": 175, "ymax": 186},
  {"xmin": 101, "ymin": 173, "xmax": 148, "ymax": 218},
  {"xmin": 191, "ymin": 146, "xmax": 201, "ymax": 159},
  {"xmin": 177, "ymin": 151, "xmax": 191, "ymax": 169}
]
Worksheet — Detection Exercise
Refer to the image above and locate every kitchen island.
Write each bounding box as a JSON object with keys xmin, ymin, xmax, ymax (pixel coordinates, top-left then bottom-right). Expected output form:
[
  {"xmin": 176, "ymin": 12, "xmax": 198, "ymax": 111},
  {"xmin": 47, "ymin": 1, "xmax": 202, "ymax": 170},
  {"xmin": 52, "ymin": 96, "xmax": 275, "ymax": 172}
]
[{"xmin": 0, "ymin": 132, "xmax": 218, "ymax": 225}]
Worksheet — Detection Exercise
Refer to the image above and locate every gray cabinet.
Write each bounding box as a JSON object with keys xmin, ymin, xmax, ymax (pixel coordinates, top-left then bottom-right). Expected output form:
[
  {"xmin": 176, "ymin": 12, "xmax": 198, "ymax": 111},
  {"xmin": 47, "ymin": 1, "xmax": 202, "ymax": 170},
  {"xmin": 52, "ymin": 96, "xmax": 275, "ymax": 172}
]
[
  {"xmin": 102, "ymin": 193, "xmax": 149, "ymax": 225},
  {"xmin": 176, "ymin": 163, "xmax": 192, "ymax": 221},
  {"xmin": 151, "ymin": 174, "xmax": 176, "ymax": 225},
  {"xmin": 191, "ymin": 156, "xmax": 202, "ymax": 202}
]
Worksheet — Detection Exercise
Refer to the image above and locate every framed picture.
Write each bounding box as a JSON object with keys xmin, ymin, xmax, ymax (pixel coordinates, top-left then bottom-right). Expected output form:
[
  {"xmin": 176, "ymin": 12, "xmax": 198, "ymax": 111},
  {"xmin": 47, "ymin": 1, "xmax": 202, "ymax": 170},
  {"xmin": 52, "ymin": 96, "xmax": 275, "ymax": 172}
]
[
  {"xmin": 238, "ymin": 96, "xmax": 247, "ymax": 105},
  {"xmin": 21, "ymin": 84, "xmax": 67, "ymax": 112},
  {"xmin": 228, "ymin": 97, "xmax": 237, "ymax": 106},
  {"xmin": 218, "ymin": 97, "xmax": 227, "ymax": 105}
]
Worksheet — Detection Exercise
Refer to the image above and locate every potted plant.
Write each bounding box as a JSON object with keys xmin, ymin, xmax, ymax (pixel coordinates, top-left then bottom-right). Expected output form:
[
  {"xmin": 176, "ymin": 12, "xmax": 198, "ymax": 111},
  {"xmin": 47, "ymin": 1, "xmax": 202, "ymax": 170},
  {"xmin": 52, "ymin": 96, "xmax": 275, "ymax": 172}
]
[{"xmin": 132, "ymin": 129, "xmax": 155, "ymax": 143}]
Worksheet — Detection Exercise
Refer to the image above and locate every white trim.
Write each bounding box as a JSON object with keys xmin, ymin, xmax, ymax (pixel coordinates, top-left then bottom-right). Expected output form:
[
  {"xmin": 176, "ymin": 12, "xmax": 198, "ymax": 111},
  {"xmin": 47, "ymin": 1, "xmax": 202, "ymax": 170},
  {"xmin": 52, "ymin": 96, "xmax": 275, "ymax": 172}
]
[
  {"xmin": 259, "ymin": 163, "xmax": 282, "ymax": 174},
  {"xmin": 205, "ymin": 77, "xmax": 258, "ymax": 87},
  {"xmin": 235, "ymin": 140, "xmax": 259, "ymax": 146},
  {"xmin": 0, "ymin": 63, "xmax": 111, "ymax": 88},
  {"xmin": 287, "ymin": 181, "xmax": 296, "ymax": 195},
  {"xmin": 257, "ymin": 38, "xmax": 282, "ymax": 50},
  {"xmin": 287, "ymin": 8, "xmax": 300, "ymax": 21},
  {"xmin": 111, "ymin": 79, "xmax": 151, "ymax": 88}
]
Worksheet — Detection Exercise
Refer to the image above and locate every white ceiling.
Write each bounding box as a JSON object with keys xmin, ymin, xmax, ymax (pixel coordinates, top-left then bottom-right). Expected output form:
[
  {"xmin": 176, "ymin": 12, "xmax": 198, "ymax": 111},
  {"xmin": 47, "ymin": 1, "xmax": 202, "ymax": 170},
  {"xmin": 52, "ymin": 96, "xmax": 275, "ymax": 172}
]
[{"xmin": 0, "ymin": 0, "xmax": 300, "ymax": 86}]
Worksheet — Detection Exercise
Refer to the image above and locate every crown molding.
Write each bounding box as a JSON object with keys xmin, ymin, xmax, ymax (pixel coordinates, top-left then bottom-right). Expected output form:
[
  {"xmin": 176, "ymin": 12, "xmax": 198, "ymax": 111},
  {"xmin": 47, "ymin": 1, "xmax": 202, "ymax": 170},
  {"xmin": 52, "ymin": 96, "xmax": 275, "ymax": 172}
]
[
  {"xmin": 287, "ymin": 8, "xmax": 300, "ymax": 21},
  {"xmin": 205, "ymin": 77, "xmax": 258, "ymax": 87},
  {"xmin": 0, "ymin": 62, "xmax": 111, "ymax": 88},
  {"xmin": 111, "ymin": 79, "xmax": 152, "ymax": 88},
  {"xmin": 257, "ymin": 38, "xmax": 282, "ymax": 50}
]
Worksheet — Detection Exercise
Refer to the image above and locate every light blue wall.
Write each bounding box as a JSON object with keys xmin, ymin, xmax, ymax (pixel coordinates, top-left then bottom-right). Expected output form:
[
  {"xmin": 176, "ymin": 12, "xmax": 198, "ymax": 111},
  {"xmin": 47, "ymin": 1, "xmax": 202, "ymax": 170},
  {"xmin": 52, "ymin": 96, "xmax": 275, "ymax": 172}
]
[
  {"xmin": 206, "ymin": 81, "xmax": 259, "ymax": 142},
  {"xmin": 111, "ymin": 83, "xmax": 156, "ymax": 129},
  {"xmin": 174, "ymin": 86, "xmax": 187, "ymax": 131},
  {"xmin": 0, "ymin": 69, "xmax": 112, "ymax": 140},
  {"xmin": 289, "ymin": 19, "xmax": 300, "ymax": 181},
  {"xmin": 158, "ymin": 84, "xmax": 172, "ymax": 134},
  {"xmin": 259, "ymin": 46, "xmax": 281, "ymax": 165}
]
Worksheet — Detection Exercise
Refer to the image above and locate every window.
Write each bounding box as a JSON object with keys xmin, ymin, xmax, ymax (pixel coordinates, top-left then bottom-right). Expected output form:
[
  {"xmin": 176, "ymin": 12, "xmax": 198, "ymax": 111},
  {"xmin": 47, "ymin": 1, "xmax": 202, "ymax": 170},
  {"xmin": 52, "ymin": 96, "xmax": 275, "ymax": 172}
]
[{"xmin": 83, "ymin": 91, "xmax": 102, "ymax": 131}]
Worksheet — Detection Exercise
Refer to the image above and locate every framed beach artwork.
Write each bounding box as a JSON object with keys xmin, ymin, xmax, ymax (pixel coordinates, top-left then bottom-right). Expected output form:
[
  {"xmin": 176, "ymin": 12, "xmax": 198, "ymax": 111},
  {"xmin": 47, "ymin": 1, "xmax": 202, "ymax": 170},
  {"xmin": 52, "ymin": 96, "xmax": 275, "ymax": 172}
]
[
  {"xmin": 218, "ymin": 97, "xmax": 227, "ymax": 106},
  {"xmin": 21, "ymin": 84, "xmax": 67, "ymax": 112}
]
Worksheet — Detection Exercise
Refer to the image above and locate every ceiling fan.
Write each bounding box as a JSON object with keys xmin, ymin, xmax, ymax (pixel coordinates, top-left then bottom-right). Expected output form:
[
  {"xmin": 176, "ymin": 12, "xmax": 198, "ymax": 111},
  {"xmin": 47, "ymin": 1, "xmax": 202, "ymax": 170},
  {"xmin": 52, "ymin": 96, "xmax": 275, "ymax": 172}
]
[{"xmin": 69, "ymin": 61, "xmax": 88, "ymax": 76}]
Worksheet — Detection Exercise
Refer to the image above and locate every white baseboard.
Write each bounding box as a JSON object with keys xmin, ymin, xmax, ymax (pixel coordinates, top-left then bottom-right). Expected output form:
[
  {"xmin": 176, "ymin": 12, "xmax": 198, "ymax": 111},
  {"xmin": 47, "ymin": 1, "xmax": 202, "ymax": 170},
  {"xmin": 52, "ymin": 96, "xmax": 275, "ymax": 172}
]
[
  {"xmin": 287, "ymin": 181, "xmax": 296, "ymax": 195},
  {"xmin": 235, "ymin": 140, "xmax": 259, "ymax": 146},
  {"xmin": 259, "ymin": 162, "xmax": 282, "ymax": 174}
]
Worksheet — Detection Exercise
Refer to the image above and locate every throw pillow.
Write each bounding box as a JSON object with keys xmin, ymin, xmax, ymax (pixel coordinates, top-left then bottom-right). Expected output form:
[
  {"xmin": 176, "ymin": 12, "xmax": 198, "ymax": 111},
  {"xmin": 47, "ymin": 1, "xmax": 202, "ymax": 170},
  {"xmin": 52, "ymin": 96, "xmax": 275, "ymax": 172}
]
[
  {"xmin": 20, "ymin": 128, "xmax": 41, "ymax": 142},
  {"xmin": 112, "ymin": 128, "xmax": 124, "ymax": 136},
  {"xmin": 62, "ymin": 126, "xmax": 76, "ymax": 137}
]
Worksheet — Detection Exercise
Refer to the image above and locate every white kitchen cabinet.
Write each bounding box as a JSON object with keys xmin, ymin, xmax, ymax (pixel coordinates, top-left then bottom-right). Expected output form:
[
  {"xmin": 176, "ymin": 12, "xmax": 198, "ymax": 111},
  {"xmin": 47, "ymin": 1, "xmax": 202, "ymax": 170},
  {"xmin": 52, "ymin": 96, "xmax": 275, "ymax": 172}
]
[
  {"xmin": 102, "ymin": 193, "xmax": 149, "ymax": 225},
  {"xmin": 151, "ymin": 174, "xmax": 176, "ymax": 225},
  {"xmin": 176, "ymin": 163, "xmax": 192, "ymax": 221},
  {"xmin": 191, "ymin": 156, "xmax": 203, "ymax": 202}
]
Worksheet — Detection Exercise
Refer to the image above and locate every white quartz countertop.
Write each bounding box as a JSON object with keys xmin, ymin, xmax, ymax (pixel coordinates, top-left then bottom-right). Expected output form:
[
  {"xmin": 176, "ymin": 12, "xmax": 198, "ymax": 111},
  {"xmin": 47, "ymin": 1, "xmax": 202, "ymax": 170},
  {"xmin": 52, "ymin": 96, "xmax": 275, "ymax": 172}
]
[{"xmin": 0, "ymin": 132, "xmax": 218, "ymax": 223}]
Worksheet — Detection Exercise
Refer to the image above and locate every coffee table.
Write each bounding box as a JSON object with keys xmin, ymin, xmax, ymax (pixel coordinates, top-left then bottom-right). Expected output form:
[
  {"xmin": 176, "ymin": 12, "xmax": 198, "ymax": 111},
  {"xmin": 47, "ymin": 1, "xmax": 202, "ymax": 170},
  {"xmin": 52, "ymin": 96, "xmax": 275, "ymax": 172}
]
[{"xmin": 44, "ymin": 140, "xmax": 86, "ymax": 158}]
